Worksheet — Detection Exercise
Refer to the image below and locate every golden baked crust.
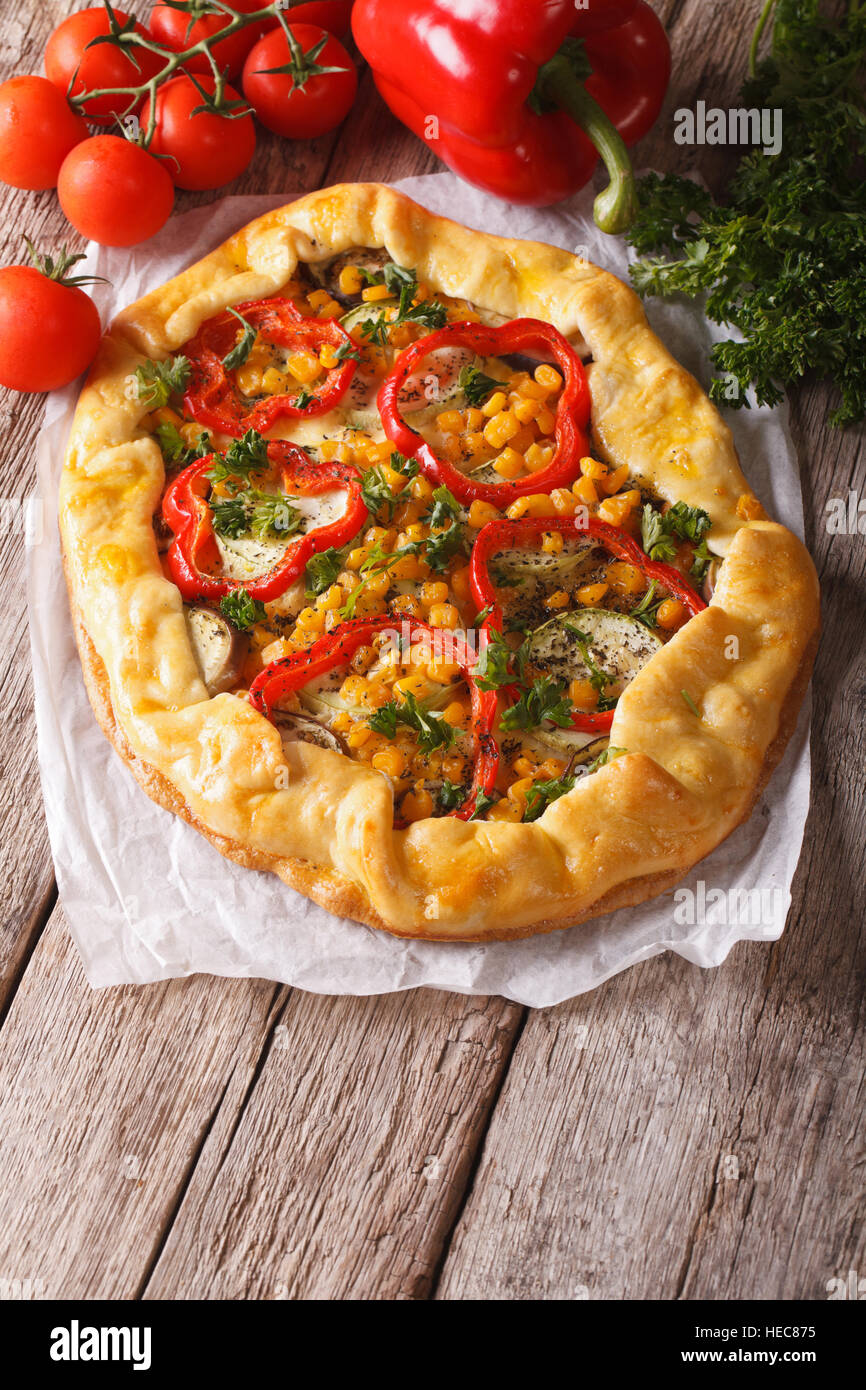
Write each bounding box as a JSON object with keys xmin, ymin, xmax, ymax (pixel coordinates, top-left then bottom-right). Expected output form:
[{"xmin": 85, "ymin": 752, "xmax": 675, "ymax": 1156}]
[{"xmin": 59, "ymin": 183, "xmax": 820, "ymax": 941}]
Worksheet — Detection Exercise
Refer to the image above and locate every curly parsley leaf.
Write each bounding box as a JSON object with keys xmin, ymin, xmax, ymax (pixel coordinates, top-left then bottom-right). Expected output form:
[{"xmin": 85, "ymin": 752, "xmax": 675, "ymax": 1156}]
[
  {"xmin": 206, "ymin": 430, "xmax": 270, "ymax": 492},
  {"xmin": 220, "ymin": 588, "xmax": 266, "ymax": 630},
  {"xmin": 155, "ymin": 422, "xmax": 211, "ymax": 466},
  {"xmin": 468, "ymin": 789, "xmax": 497, "ymax": 820},
  {"xmin": 500, "ymin": 675, "xmax": 573, "ymax": 731},
  {"xmin": 426, "ymin": 484, "xmax": 461, "ymax": 529},
  {"xmin": 305, "ymin": 546, "xmax": 344, "ymax": 598},
  {"xmin": 458, "ymin": 363, "xmax": 508, "ymax": 407},
  {"xmin": 135, "ymin": 355, "xmax": 190, "ymax": 409},
  {"xmin": 474, "ymin": 630, "xmax": 514, "ymax": 691},
  {"xmin": 425, "ymin": 522, "xmax": 465, "ymax": 573},
  {"xmin": 586, "ymin": 745, "xmax": 628, "ymax": 775},
  {"xmin": 221, "ymin": 308, "xmax": 257, "ymax": 371},
  {"xmin": 369, "ymin": 691, "xmax": 456, "ymax": 754},
  {"xmin": 438, "ymin": 779, "xmax": 467, "ymax": 812},
  {"xmin": 523, "ymin": 773, "xmax": 577, "ymax": 822}
]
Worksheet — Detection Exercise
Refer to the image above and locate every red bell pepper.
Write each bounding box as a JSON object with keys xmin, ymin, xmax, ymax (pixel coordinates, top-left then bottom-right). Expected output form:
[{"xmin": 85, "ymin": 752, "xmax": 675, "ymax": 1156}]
[
  {"xmin": 162, "ymin": 440, "xmax": 367, "ymax": 604},
  {"xmin": 378, "ymin": 318, "xmax": 590, "ymax": 506},
  {"xmin": 182, "ymin": 297, "xmax": 358, "ymax": 438},
  {"xmin": 470, "ymin": 513, "xmax": 706, "ymax": 733},
  {"xmin": 352, "ymin": 0, "xmax": 671, "ymax": 229},
  {"xmin": 249, "ymin": 615, "xmax": 501, "ymax": 821}
]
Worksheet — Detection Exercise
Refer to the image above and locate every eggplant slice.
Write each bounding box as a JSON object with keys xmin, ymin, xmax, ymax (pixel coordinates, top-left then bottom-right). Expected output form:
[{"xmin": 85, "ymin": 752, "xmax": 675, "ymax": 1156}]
[
  {"xmin": 275, "ymin": 712, "xmax": 348, "ymax": 755},
  {"xmin": 184, "ymin": 605, "xmax": 248, "ymax": 696}
]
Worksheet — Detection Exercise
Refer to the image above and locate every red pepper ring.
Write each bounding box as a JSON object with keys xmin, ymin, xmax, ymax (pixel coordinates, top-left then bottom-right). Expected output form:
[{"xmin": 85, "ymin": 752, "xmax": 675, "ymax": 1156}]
[
  {"xmin": 377, "ymin": 317, "xmax": 591, "ymax": 506},
  {"xmin": 182, "ymin": 297, "xmax": 358, "ymax": 438},
  {"xmin": 469, "ymin": 514, "xmax": 707, "ymax": 733},
  {"xmin": 249, "ymin": 615, "xmax": 500, "ymax": 823},
  {"xmin": 162, "ymin": 441, "xmax": 368, "ymax": 604}
]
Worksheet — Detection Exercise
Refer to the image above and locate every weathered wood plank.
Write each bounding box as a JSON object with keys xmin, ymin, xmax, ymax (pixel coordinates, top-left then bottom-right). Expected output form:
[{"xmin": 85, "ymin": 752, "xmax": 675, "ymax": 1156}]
[
  {"xmin": 0, "ymin": 904, "xmax": 287, "ymax": 1299},
  {"xmin": 143, "ymin": 988, "xmax": 521, "ymax": 1300}
]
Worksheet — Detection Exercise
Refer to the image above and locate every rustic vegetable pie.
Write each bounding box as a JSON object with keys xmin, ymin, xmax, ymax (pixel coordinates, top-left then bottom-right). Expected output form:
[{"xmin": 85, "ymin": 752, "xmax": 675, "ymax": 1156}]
[{"xmin": 60, "ymin": 184, "xmax": 820, "ymax": 941}]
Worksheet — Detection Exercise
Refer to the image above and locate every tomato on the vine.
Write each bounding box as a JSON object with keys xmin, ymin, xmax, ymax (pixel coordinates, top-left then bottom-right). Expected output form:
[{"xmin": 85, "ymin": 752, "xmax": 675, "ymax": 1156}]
[
  {"xmin": 242, "ymin": 23, "xmax": 357, "ymax": 139},
  {"xmin": 258, "ymin": 2, "xmax": 355, "ymax": 37},
  {"xmin": 0, "ymin": 77, "xmax": 88, "ymax": 191},
  {"xmin": 58, "ymin": 136, "xmax": 175, "ymax": 247},
  {"xmin": 141, "ymin": 75, "xmax": 256, "ymax": 191},
  {"xmin": 0, "ymin": 246, "xmax": 101, "ymax": 393},
  {"xmin": 149, "ymin": 0, "xmax": 267, "ymax": 81},
  {"xmin": 45, "ymin": 7, "xmax": 163, "ymax": 125}
]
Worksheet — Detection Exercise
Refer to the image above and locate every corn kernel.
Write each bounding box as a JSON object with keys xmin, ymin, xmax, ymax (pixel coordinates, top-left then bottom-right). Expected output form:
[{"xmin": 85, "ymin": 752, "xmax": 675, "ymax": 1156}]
[
  {"xmin": 597, "ymin": 496, "xmax": 634, "ymax": 527},
  {"xmin": 401, "ymin": 786, "xmax": 434, "ymax": 822},
  {"xmin": 346, "ymin": 725, "xmax": 372, "ymax": 749},
  {"xmin": 535, "ymin": 363, "xmax": 563, "ymax": 393},
  {"xmin": 363, "ymin": 680, "xmax": 393, "ymax": 709},
  {"xmin": 409, "ymin": 476, "xmax": 435, "ymax": 503},
  {"xmin": 441, "ymin": 751, "xmax": 467, "ymax": 782},
  {"xmin": 577, "ymin": 582, "xmax": 609, "ymax": 606},
  {"xmin": 151, "ymin": 405, "xmax": 183, "ymax": 428},
  {"xmin": 296, "ymin": 606, "xmax": 325, "ymax": 632},
  {"xmin": 350, "ymin": 644, "xmax": 377, "ymax": 674},
  {"xmin": 307, "ymin": 289, "xmax": 331, "ymax": 308},
  {"xmin": 657, "ymin": 598, "xmax": 687, "ymax": 630},
  {"xmin": 524, "ymin": 442, "xmax": 555, "ymax": 472},
  {"xmin": 428, "ymin": 659, "xmax": 461, "ymax": 684},
  {"xmin": 545, "ymin": 588, "xmax": 570, "ymax": 609},
  {"xmin": 483, "ymin": 410, "xmax": 520, "ymax": 448},
  {"xmin": 428, "ymin": 602, "xmax": 460, "ymax": 629},
  {"xmin": 463, "ymin": 431, "xmax": 489, "ymax": 459},
  {"xmin": 372, "ymin": 746, "xmax": 407, "ymax": 778},
  {"xmin": 442, "ymin": 699, "xmax": 470, "ymax": 726},
  {"xmin": 420, "ymin": 580, "xmax": 450, "ymax": 607},
  {"xmin": 465, "ymin": 407, "xmax": 485, "ymax": 430},
  {"xmin": 602, "ymin": 463, "xmax": 631, "ymax": 495},
  {"xmin": 260, "ymin": 637, "xmax": 293, "ymax": 665},
  {"xmin": 539, "ymin": 757, "xmax": 567, "ymax": 778},
  {"xmin": 262, "ymin": 366, "xmax": 289, "ymax": 394},
  {"xmin": 507, "ymin": 776, "xmax": 535, "ymax": 804},
  {"xmin": 390, "ymin": 595, "xmax": 424, "ymax": 620},
  {"xmin": 437, "ymin": 409, "xmax": 464, "ymax": 434},
  {"xmin": 541, "ymin": 530, "xmax": 564, "ymax": 555},
  {"xmin": 315, "ymin": 584, "xmax": 344, "ymax": 611},
  {"xmin": 179, "ymin": 421, "xmax": 208, "ymax": 448},
  {"xmin": 506, "ymin": 493, "xmax": 556, "ymax": 520},
  {"xmin": 286, "ymin": 351, "xmax": 322, "ymax": 384},
  {"xmin": 486, "ymin": 799, "xmax": 522, "ymax": 822},
  {"xmin": 512, "ymin": 754, "xmax": 537, "ymax": 778},
  {"xmin": 362, "ymin": 283, "xmax": 392, "ymax": 302},
  {"xmin": 606, "ymin": 562, "xmax": 646, "ymax": 596},
  {"xmin": 346, "ymin": 545, "xmax": 370, "ymax": 570},
  {"xmin": 580, "ymin": 455, "xmax": 608, "ymax": 480},
  {"xmin": 319, "ymin": 439, "xmax": 352, "ymax": 463},
  {"xmin": 493, "ymin": 446, "xmax": 525, "ymax": 479},
  {"xmin": 338, "ymin": 265, "xmax": 364, "ymax": 295},
  {"xmin": 512, "ymin": 396, "xmax": 538, "ymax": 424},
  {"xmin": 319, "ymin": 344, "xmax": 340, "ymax": 370},
  {"xmin": 569, "ymin": 678, "xmax": 598, "ymax": 709},
  {"xmin": 235, "ymin": 365, "xmax": 263, "ymax": 395},
  {"xmin": 481, "ymin": 391, "xmax": 508, "ymax": 418},
  {"xmin": 572, "ymin": 475, "xmax": 599, "ymax": 506},
  {"xmin": 468, "ymin": 499, "xmax": 500, "ymax": 528},
  {"xmin": 451, "ymin": 565, "xmax": 471, "ymax": 599},
  {"xmin": 535, "ymin": 406, "xmax": 556, "ymax": 434},
  {"xmin": 550, "ymin": 487, "xmax": 577, "ymax": 515},
  {"xmin": 340, "ymin": 674, "xmax": 369, "ymax": 704}
]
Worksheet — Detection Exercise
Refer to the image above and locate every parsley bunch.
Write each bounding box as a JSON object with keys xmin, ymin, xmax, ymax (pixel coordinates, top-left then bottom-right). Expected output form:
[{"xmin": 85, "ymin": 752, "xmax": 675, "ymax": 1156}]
[{"xmin": 628, "ymin": 0, "xmax": 866, "ymax": 426}]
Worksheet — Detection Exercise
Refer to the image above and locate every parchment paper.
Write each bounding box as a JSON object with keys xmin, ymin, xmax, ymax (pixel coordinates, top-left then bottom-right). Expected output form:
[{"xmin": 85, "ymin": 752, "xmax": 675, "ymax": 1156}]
[{"xmin": 26, "ymin": 174, "xmax": 812, "ymax": 1002}]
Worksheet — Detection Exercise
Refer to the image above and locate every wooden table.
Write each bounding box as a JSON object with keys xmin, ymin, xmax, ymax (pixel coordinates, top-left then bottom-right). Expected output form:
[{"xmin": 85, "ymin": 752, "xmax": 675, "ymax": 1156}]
[{"xmin": 0, "ymin": 1, "xmax": 862, "ymax": 1302}]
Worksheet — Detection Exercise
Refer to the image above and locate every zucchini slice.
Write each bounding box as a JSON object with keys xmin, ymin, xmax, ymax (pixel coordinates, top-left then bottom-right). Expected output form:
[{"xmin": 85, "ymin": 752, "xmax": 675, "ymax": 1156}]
[{"xmin": 527, "ymin": 608, "xmax": 663, "ymax": 690}]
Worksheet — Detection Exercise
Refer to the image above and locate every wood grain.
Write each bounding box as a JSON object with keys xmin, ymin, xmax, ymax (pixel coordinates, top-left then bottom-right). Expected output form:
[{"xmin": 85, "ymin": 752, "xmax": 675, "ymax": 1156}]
[{"xmin": 0, "ymin": 0, "xmax": 862, "ymax": 1304}]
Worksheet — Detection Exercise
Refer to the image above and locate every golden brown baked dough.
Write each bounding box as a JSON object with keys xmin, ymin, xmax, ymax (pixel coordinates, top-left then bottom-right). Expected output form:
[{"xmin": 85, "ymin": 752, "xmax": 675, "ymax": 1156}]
[{"xmin": 60, "ymin": 183, "xmax": 820, "ymax": 941}]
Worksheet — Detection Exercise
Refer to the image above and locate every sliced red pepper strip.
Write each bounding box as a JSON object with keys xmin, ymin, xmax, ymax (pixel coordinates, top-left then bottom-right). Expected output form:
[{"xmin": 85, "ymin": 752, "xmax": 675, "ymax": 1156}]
[
  {"xmin": 378, "ymin": 318, "xmax": 590, "ymax": 506},
  {"xmin": 249, "ymin": 615, "xmax": 500, "ymax": 822},
  {"xmin": 162, "ymin": 441, "xmax": 367, "ymax": 604},
  {"xmin": 469, "ymin": 514, "xmax": 707, "ymax": 733},
  {"xmin": 182, "ymin": 297, "xmax": 358, "ymax": 438}
]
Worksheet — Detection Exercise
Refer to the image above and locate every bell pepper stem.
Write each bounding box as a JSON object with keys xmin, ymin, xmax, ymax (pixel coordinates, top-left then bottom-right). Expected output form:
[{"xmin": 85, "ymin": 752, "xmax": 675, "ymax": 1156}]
[{"xmin": 540, "ymin": 54, "xmax": 638, "ymax": 235}]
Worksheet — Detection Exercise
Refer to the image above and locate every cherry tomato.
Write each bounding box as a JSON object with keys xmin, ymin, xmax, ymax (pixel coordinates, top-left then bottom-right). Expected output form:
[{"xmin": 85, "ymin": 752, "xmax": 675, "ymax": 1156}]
[
  {"xmin": 141, "ymin": 75, "xmax": 256, "ymax": 191},
  {"xmin": 0, "ymin": 77, "xmax": 88, "ymax": 191},
  {"xmin": 0, "ymin": 261, "xmax": 101, "ymax": 393},
  {"xmin": 149, "ymin": 0, "xmax": 267, "ymax": 80},
  {"xmin": 242, "ymin": 23, "xmax": 357, "ymax": 139},
  {"xmin": 45, "ymin": 7, "xmax": 163, "ymax": 125},
  {"xmin": 257, "ymin": 3, "xmax": 354, "ymax": 38},
  {"xmin": 58, "ymin": 136, "xmax": 175, "ymax": 247}
]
